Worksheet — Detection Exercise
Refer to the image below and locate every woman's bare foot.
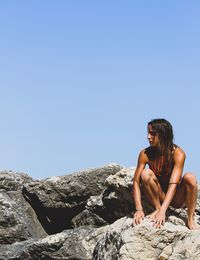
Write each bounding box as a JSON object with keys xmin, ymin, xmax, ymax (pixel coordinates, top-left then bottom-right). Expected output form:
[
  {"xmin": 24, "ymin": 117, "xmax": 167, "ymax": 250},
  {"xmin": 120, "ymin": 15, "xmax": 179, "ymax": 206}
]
[
  {"xmin": 146, "ymin": 209, "xmax": 160, "ymax": 220},
  {"xmin": 187, "ymin": 218, "xmax": 200, "ymax": 230}
]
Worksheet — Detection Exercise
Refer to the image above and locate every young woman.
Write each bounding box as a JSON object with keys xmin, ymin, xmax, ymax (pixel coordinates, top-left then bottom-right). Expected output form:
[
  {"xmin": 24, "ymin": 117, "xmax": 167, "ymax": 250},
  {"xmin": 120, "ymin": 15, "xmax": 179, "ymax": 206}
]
[{"xmin": 132, "ymin": 118, "xmax": 198, "ymax": 229}]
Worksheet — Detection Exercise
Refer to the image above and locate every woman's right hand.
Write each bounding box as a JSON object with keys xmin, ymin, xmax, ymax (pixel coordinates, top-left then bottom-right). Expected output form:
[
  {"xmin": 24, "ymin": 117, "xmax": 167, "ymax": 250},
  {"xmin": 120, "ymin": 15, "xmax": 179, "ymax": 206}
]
[{"xmin": 133, "ymin": 210, "xmax": 145, "ymax": 226}]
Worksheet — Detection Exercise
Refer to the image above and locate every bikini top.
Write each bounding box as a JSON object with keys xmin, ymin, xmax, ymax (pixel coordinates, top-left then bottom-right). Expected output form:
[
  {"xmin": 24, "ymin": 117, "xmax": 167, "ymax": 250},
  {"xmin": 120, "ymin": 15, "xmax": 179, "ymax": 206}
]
[{"xmin": 146, "ymin": 145, "xmax": 177, "ymax": 176}]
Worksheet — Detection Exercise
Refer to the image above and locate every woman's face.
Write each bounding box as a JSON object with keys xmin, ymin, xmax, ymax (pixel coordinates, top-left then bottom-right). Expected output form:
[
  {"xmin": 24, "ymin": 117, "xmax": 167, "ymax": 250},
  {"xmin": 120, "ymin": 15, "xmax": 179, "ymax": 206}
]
[{"xmin": 147, "ymin": 124, "xmax": 159, "ymax": 147}]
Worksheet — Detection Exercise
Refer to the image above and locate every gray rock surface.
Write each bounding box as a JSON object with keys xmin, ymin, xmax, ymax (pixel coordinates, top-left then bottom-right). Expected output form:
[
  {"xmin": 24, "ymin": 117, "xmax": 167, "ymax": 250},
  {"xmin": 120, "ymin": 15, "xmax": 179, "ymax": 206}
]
[
  {"xmin": 1, "ymin": 216, "xmax": 200, "ymax": 260},
  {"xmin": 0, "ymin": 165, "xmax": 200, "ymax": 259},
  {"xmin": 0, "ymin": 170, "xmax": 33, "ymax": 192},
  {"xmin": 22, "ymin": 163, "xmax": 123, "ymax": 233},
  {"xmin": 93, "ymin": 217, "xmax": 195, "ymax": 260},
  {"xmin": 0, "ymin": 226, "xmax": 97, "ymax": 259},
  {"xmin": 0, "ymin": 171, "xmax": 47, "ymax": 244}
]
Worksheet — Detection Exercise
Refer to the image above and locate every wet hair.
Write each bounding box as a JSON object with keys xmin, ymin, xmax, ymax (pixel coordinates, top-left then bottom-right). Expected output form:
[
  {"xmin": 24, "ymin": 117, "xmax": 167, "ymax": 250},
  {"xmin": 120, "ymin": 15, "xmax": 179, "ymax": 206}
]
[{"xmin": 148, "ymin": 118, "xmax": 174, "ymax": 175}]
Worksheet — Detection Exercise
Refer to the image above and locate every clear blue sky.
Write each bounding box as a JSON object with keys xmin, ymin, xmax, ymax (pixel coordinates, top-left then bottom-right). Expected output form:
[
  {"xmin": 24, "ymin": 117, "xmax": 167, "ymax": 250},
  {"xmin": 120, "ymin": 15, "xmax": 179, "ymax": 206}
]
[{"xmin": 0, "ymin": 1, "xmax": 200, "ymax": 180}]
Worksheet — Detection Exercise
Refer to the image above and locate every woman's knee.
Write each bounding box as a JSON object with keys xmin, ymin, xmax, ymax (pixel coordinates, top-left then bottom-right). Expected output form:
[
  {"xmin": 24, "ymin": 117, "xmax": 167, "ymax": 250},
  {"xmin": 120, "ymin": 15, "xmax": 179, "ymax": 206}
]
[
  {"xmin": 140, "ymin": 169, "xmax": 154, "ymax": 184},
  {"xmin": 183, "ymin": 172, "xmax": 197, "ymax": 188}
]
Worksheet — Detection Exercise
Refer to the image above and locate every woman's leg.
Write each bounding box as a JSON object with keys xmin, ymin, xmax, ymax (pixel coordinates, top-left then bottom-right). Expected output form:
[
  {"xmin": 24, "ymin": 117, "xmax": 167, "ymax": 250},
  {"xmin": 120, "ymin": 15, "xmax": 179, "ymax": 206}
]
[
  {"xmin": 171, "ymin": 172, "xmax": 198, "ymax": 229},
  {"xmin": 140, "ymin": 169, "xmax": 165, "ymax": 212}
]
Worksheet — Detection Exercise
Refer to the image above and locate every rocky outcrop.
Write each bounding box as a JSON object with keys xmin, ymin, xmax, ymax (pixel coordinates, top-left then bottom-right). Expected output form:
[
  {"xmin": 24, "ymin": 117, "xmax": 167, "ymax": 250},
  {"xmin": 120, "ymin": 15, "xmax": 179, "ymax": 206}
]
[
  {"xmin": 22, "ymin": 164, "xmax": 123, "ymax": 234},
  {"xmin": 1, "ymin": 216, "xmax": 200, "ymax": 260},
  {"xmin": 0, "ymin": 171, "xmax": 47, "ymax": 244},
  {"xmin": 0, "ymin": 226, "xmax": 98, "ymax": 259},
  {"xmin": 93, "ymin": 217, "xmax": 197, "ymax": 260},
  {"xmin": 0, "ymin": 164, "xmax": 200, "ymax": 259}
]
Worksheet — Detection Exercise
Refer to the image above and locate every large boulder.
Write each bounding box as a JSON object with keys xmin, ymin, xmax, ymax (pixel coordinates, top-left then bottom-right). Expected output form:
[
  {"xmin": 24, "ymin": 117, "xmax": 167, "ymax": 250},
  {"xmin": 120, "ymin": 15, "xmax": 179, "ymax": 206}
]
[
  {"xmin": 82, "ymin": 167, "xmax": 135, "ymax": 226},
  {"xmin": 0, "ymin": 170, "xmax": 33, "ymax": 192},
  {"xmin": 1, "ymin": 216, "xmax": 200, "ymax": 260},
  {"xmin": 22, "ymin": 164, "xmax": 123, "ymax": 233},
  {"xmin": 0, "ymin": 225, "xmax": 109, "ymax": 259},
  {"xmin": 0, "ymin": 171, "xmax": 47, "ymax": 244},
  {"xmin": 93, "ymin": 217, "xmax": 200, "ymax": 260}
]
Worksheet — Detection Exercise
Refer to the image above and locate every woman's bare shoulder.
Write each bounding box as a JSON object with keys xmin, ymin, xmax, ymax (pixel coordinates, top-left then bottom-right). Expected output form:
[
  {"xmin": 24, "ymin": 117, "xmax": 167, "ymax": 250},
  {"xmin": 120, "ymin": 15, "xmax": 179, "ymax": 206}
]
[
  {"xmin": 174, "ymin": 145, "xmax": 186, "ymax": 160},
  {"xmin": 138, "ymin": 147, "xmax": 151, "ymax": 161}
]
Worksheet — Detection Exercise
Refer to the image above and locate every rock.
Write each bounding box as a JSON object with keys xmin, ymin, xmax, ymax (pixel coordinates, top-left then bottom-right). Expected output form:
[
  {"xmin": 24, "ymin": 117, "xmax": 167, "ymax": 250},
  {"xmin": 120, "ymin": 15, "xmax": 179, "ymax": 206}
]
[
  {"xmin": 71, "ymin": 209, "xmax": 107, "ymax": 228},
  {"xmin": 0, "ymin": 170, "xmax": 33, "ymax": 191},
  {"xmin": 0, "ymin": 171, "xmax": 47, "ymax": 244},
  {"xmin": 93, "ymin": 217, "xmax": 192, "ymax": 260},
  {"xmin": 169, "ymin": 230, "xmax": 200, "ymax": 259},
  {"xmin": 84, "ymin": 167, "xmax": 135, "ymax": 225},
  {"xmin": 1, "ymin": 215, "xmax": 200, "ymax": 260},
  {"xmin": 22, "ymin": 164, "xmax": 123, "ymax": 234},
  {"xmin": 0, "ymin": 225, "xmax": 109, "ymax": 260},
  {"xmin": 1, "ymin": 165, "xmax": 200, "ymax": 259},
  {"xmin": 0, "ymin": 192, "xmax": 47, "ymax": 244},
  {"xmin": 85, "ymin": 167, "xmax": 155, "ymax": 226}
]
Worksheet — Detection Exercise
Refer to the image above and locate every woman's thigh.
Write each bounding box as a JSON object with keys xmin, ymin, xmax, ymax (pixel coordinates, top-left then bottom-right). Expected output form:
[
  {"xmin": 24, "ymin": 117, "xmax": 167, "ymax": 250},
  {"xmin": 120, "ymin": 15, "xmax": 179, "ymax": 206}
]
[
  {"xmin": 170, "ymin": 180, "xmax": 186, "ymax": 208},
  {"xmin": 140, "ymin": 169, "xmax": 165, "ymax": 203}
]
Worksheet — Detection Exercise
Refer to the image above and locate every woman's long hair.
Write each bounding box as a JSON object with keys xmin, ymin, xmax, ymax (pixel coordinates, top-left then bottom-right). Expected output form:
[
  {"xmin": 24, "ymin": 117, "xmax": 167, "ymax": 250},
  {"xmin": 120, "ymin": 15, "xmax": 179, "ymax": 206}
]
[{"xmin": 148, "ymin": 118, "xmax": 174, "ymax": 175}]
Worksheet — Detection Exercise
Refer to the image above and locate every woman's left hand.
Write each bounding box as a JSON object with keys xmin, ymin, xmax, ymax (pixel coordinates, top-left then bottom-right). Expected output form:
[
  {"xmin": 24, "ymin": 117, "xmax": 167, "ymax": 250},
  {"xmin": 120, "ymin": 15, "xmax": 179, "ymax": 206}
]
[{"xmin": 152, "ymin": 209, "xmax": 166, "ymax": 228}]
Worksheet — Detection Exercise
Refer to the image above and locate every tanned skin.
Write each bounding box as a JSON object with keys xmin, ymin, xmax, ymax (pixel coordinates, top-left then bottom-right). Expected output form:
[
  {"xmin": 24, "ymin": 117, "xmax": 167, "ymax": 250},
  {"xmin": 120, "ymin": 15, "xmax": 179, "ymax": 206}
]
[{"xmin": 132, "ymin": 124, "xmax": 199, "ymax": 230}]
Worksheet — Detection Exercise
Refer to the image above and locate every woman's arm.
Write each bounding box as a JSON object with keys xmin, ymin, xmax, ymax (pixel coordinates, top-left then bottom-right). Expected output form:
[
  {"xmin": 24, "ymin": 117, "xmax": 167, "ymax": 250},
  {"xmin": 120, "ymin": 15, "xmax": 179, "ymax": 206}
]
[
  {"xmin": 161, "ymin": 148, "xmax": 186, "ymax": 211},
  {"xmin": 132, "ymin": 150, "xmax": 148, "ymax": 225},
  {"xmin": 153, "ymin": 147, "xmax": 186, "ymax": 228}
]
